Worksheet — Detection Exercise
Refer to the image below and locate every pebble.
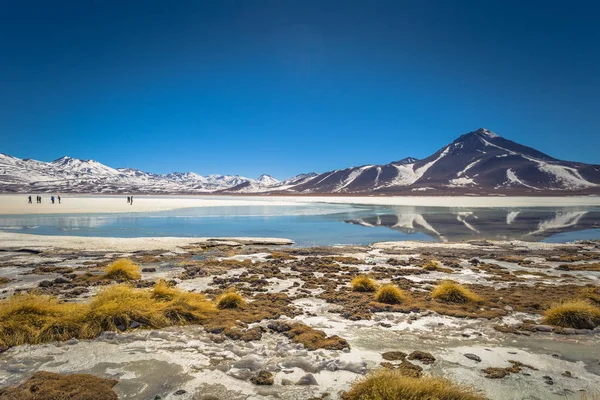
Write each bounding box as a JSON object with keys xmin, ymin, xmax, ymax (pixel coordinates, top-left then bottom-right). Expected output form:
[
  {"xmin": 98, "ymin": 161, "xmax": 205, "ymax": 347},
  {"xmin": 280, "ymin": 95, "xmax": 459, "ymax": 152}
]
[
  {"xmin": 464, "ymin": 353, "xmax": 482, "ymax": 362},
  {"xmin": 296, "ymin": 373, "xmax": 318, "ymax": 385},
  {"xmin": 543, "ymin": 375, "xmax": 554, "ymax": 385},
  {"xmin": 174, "ymin": 389, "xmax": 187, "ymax": 395},
  {"xmin": 532, "ymin": 324, "xmax": 553, "ymax": 332}
]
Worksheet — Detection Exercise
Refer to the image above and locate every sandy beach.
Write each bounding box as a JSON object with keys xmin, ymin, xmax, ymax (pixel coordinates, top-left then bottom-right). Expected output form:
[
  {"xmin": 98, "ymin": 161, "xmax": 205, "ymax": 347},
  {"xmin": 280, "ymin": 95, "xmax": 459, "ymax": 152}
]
[{"xmin": 1, "ymin": 194, "xmax": 599, "ymax": 215}]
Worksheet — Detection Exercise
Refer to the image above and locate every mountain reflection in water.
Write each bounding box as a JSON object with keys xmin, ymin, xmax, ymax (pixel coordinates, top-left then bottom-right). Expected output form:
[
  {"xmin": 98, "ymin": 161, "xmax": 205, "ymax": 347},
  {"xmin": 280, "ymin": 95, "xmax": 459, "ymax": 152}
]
[{"xmin": 344, "ymin": 207, "xmax": 600, "ymax": 242}]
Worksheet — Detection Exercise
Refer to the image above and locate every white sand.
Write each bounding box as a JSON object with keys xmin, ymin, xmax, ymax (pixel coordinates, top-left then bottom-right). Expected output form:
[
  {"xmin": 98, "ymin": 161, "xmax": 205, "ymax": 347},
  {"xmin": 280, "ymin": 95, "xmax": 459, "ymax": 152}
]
[
  {"xmin": 1, "ymin": 194, "xmax": 599, "ymax": 215},
  {"xmin": 0, "ymin": 231, "xmax": 293, "ymax": 252}
]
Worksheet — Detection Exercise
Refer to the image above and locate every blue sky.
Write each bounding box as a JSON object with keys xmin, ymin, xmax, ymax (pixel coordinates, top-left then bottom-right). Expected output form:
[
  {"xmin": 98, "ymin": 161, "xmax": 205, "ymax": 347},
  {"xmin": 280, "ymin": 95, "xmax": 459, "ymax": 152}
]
[{"xmin": 1, "ymin": 0, "xmax": 599, "ymax": 179}]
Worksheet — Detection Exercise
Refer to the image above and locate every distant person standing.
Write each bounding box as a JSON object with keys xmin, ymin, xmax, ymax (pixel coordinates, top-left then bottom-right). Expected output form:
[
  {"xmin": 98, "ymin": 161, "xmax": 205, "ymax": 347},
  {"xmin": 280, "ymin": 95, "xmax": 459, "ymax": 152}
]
[
  {"xmin": 127, "ymin": 196, "xmax": 130, "ymax": 204},
  {"xmin": 28, "ymin": 196, "xmax": 32, "ymax": 204},
  {"xmin": 51, "ymin": 196, "xmax": 55, "ymax": 204},
  {"xmin": 58, "ymin": 196, "xmax": 61, "ymax": 204},
  {"xmin": 130, "ymin": 195, "xmax": 133, "ymax": 205}
]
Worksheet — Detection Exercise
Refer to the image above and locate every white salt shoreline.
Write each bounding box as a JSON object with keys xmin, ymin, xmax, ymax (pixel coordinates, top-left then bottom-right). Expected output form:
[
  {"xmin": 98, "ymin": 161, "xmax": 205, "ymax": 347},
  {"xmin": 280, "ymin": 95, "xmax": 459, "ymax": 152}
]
[
  {"xmin": 0, "ymin": 231, "xmax": 293, "ymax": 252},
  {"xmin": 0, "ymin": 194, "xmax": 599, "ymax": 215}
]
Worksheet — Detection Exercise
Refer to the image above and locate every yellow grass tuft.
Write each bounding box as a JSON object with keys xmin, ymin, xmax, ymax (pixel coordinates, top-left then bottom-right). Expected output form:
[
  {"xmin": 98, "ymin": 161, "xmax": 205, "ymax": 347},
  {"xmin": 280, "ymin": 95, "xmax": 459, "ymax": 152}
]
[
  {"xmin": 0, "ymin": 293, "xmax": 86, "ymax": 347},
  {"xmin": 0, "ymin": 281, "xmax": 216, "ymax": 349},
  {"xmin": 152, "ymin": 279, "xmax": 216, "ymax": 324},
  {"xmin": 578, "ymin": 287, "xmax": 600, "ymax": 305},
  {"xmin": 216, "ymin": 289, "xmax": 246, "ymax": 309},
  {"xmin": 431, "ymin": 281, "xmax": 483, "ymax": 304},
  {"xmin": 351, "ymin": 275, "xmax": 378, "ymax": 292},
  {"xmin": 83, "ymin": 284, "xmax": 170, "ymax": 335},
  {"xmin": 374, "ymin": 284, "xmax": 408, "ymax": 304},
  {"xmin": 341, "ymin": 369, "xmax": 487, "ymax": 400},
  {"xmin": 104, "ymin": 258, "xmax": 141, "ymax": 281},
  {"xmin": 423, "ymin": 259, "xmax": 442, "ymax": 271},
  {"xmin": 542, "ymin": 299, "xmax": 600, "ymax": 329}
]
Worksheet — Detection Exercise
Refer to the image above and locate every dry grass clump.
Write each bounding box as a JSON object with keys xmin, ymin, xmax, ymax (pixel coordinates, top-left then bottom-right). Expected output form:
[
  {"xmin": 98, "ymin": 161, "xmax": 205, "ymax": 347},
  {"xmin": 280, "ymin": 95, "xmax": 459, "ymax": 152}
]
[
  {"xmin": 0, "ymin": 371, "xmax": 118, "ymax": 400},
  {"xmin": 374, "ymin": 284, "xmax": 408, "ymax": 305},
  {"xmin": 0, "ymin": 282, "xmax": 215, "ymax": 349},
  {"xmin": 431, "ymin": 281, "xmax": 483, "ymax": 304},
  {"xmin": 351, "ymin": 275, "xmax": 378, "ymax": 292},
  {"xmin": 152, "ymin": 280, "xmax": 216, "ymax": 324},
  {"xmin": 103, "ymin": 258, "xmax": 141, "ymax": 281},
  {"xmin": 578, "ymin": 287, "xmax": 600, "ymax": 305},
  {"xmin": 541, "ymin": 299, "xmax": 600, "ymax": 329},
  {"xmin": 216, "ymin": 289, "xmax": 246, "ymax": 309},
  {"xmin": 341, "ymin": 369, "xmax": 487, "ymax": 400},
  {"xmin": 0, "ymin": 277, "xmax": 9, "ymax": 286},
  {"xmin": 423, "ymin": 259, "xmax": 442, "ymax": 271},
  {"xmin": 83, "ymin": 285, "xmax": 170, "ymax": 334},
  {"xmin": 0, "ymin": 293, "xmax": 86, "ymax": 347},
  {"xmin": 277, "ymin": 322, "xmax": 350, "ymax": 351}
]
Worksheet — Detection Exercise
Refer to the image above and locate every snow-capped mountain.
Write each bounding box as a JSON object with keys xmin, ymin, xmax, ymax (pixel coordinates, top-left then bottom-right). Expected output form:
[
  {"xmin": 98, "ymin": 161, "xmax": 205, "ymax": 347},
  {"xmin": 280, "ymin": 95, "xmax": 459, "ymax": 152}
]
[
  {"xmin": 0, "ymin": 154, "xmax": 272, "ymax": 194},
  {"xmin": 1, "ymin": 128, "xmax": 599, "ymax": 194},
  {"xmin": 284, "ymin": 128, "xmax": 600, "ymax": 194}
]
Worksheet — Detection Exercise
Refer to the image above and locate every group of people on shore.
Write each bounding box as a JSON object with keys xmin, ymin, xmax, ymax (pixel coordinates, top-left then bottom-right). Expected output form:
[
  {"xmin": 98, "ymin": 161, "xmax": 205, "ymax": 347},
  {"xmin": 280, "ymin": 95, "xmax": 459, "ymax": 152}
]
[
  {"xmin": 28, "ymin": 195, "xmax": 61, "ymax": 204},
  {"xmin": 126, "ymin": 196, "xmax": 134, "ymax": 205}
]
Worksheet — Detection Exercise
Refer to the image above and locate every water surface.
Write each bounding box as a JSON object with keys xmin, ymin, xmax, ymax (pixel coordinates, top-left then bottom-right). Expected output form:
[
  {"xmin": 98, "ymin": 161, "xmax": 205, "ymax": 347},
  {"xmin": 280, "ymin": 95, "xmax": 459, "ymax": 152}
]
[{"xmin": 0, "ymin": 203, "xmax": 599, "ymax": 246}]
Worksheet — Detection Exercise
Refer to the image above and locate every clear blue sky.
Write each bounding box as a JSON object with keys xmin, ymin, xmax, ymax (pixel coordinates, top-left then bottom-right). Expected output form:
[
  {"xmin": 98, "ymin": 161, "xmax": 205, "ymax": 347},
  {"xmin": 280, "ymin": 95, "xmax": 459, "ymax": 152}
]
[{"xmin": 1, "ymin": 0, "xmax": 599, "ymax": 179}]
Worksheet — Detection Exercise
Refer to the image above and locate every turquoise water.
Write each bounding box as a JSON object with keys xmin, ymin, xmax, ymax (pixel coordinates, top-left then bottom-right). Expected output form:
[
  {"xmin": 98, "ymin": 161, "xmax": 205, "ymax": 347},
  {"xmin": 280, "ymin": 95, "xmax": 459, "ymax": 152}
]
[{"xmin": 0, "ymin": 204, "xmax": 599, "ymax": 246}]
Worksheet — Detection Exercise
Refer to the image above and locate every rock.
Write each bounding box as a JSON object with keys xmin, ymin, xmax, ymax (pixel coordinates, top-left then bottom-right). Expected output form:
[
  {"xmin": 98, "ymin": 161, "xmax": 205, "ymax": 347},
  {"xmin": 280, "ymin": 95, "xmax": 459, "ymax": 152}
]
[
  {"xmin": 241, "ymin": 326, "xmax": 263, "ymax": 342},
  {"xmin": 142, "ymin": 267, "xmax": 157, "ymax": 272},
  {"xmin": 129, "ymin": 321, "xmax": 141, "ymax": 329},
  {"xmin": 543, "ymin": 375, "xmax": 554, "ymax": 385},
  {"xmin": 53, "ymin": 277, "xmax": 71, "ymax": 284},
  {"xmin": 153, "ymin": 396, "xmax": 163, "ymax": 400},
  {"xmin": 464, "ymin": 353, "xmax": 482, "ymax": 362},
  {"xmin": 174, "ymin": 389, "xmax": 187, "ymax": 395},
  {"xmin": 267, "ymin": 321, "xmax": 292, "ymax": 333},
  {"xmin": 38, "ymin": 280, "xmax": 53, "ymax": 288},
  {"xmin": 65, "ymin": 339, "xmax": 79, "ymax": 345},
  {"xmin": 382, "ymin": 351, "xmax": 407, "ymax": 361},
  {"xmin": 296, "ymin": 373, "xmax": 318, "ymax": 385},
  {"xmin": 482, "ymin": 367, "xmax": 511, "ymax": 379},
  {"xmin": 532, "ymin": 325, "xmax": 554, "ymax": 332},
  {"xmin": 6, "ymin": 363, "xmax": 27, "ymax": 373},
  {"xmin": 250, "ymin": 370, "xmax": 274, "ymax": 385},
  {"xmin": 562, "ymin": 370, "xmax": 574, "ymax": 378},
  {"xmin": 0, "ymin": 371, "xmax": 118, "ymax": 400},
  {"xmin": 407, "ymin": 350, "xmax": 436, "ymax": 365}
]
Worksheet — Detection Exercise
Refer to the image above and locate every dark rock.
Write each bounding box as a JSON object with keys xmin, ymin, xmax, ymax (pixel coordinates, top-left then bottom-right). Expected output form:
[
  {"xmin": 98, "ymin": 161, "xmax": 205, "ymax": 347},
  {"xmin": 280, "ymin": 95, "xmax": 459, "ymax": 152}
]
[
  {"xmin": 464, "ymin": 353, "xmax": 482, "ymax": 362},
  {"xmin": 407, "ymin": 350, "xmax": 436, "ymax": 365},
  {"xmin": 250, "ymin": 370, "xmax": 274, "ymax": 385},
  {"xmin": 296, "ymin": 373, "xmax": 318, "ymax": 385},
  {"xmin": 267, "ymin": 321, "xmax": 292, "ymax": 333},
  {"xmin": 142, "ymin": 268, "xmax": 157, "ymax": 272},
  {"xmin": 38, "ymin": 280, "xmax": 53, "ymax": 288},
  {"xmin": 174, "ymin": 389, "xmax": 187, "ymax": 395},
  {"xmin": 543, "ymin": 375, "xmax": 554, "ymax": 385},
  {"xmin": 382, "ymin": 351, "xmax": 407, "ymax": 361},
  {"xmin": 129, "ymin": 321, "xmax": 141, "ymax": 329},
  {"xmin": 53, "ymin": 277, "xmax": 71, "ymax": 284}
]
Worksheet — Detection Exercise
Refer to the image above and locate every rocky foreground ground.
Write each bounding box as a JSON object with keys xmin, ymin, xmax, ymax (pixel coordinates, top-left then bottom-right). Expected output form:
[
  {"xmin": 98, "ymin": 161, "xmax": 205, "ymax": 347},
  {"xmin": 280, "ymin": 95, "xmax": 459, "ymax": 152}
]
[{"xmin": 0, "ymin": 236, "xmax": 599, "ymax": 399}]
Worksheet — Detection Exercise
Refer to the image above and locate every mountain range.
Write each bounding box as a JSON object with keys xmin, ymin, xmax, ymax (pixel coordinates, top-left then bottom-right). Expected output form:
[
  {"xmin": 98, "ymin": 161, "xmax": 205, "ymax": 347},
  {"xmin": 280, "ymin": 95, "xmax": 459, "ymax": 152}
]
[{"xmin": 1, "ymin": 128, "xmax": 599, "ymax": 195}]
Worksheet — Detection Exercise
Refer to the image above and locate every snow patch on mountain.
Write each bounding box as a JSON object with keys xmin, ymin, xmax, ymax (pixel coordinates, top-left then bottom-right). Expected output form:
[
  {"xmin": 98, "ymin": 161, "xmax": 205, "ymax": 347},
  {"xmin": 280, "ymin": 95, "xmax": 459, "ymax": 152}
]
[{"xmin": 506, "ymin": 169, "xmax": 539, "ymax": 190}]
